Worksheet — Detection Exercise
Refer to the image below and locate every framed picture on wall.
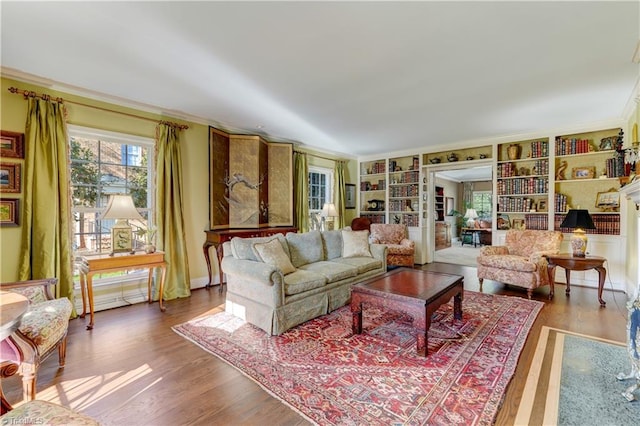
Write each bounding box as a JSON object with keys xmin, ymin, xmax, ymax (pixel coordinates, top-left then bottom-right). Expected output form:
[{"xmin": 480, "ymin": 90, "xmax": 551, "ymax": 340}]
[
  {"xmin": 445, "ymin": 197, "xmax": 454, "ymax": 215},
  {"xmin": 345, "ymin": 183, "xmax": 356, "ymax": 209},
  {"xmin": 0, "ymin": 131, "xmax": 25, "ymax": 159},
  {"xmin": 0, "ymin": 198, "xmax": 19, "ymax": 227},
  {"xmin": 0, "ymin": 163, "xmax": 21, "ymax": 193}
]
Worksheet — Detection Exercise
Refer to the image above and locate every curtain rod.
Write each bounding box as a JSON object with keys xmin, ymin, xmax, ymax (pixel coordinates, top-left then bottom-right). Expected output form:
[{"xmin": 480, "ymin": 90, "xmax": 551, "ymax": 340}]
[
  {"xmin": 294, "ymin": 149, "xmax": 346, "ymax": 163},
  {"xmin": 8, "ymin": 86, "xmax": 189, "ymax": 130}
]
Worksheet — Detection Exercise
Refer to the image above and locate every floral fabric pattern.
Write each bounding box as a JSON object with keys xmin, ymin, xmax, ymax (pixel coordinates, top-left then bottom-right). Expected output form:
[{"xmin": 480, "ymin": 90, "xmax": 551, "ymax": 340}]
[
  {"xmin": 370, "ymin": 224, "xmax": 415, "ymax": 267},
  {"xmin": 18, "ymin": 298, "xmax": 73, "ymax": 356},
  {"xmin": 477, "ymin": 230, "xmax": 563, "ymax": 296},
  {"xmin": 0, "ymin": 400, "xmax": 99, "ymax": 425}
]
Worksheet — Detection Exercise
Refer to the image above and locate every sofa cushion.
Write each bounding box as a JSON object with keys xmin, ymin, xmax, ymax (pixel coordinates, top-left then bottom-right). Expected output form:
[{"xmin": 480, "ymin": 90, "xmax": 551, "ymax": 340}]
[
  {"xmin": 252, "ymin": 239, "xmax": 296, "ymax": 275},
  {"xmin": 283, "ymin": 269, "xmax": 327, "ymax": 296},
  {"xmin": 477, "ymin": 254, "xmax": 537, "ymax": 273},
  {"xmin": 321, "ymin": 230, "xmax": 343, "ymax": 260},
  {"xmin": 299, "ymin": 261, "xmax": 358, "ymax": 283},
  {"xmin": 332, "ymin": 257, "xmax": 383, "ymax": 274},
  {"xmin": 231, "ymin": 234, "xmax": 289, "ymax": 262},
  {"xmin": 342, "ymin": 230, "xmax": 372, "ymax": 258},
  {"xmin": 286, "ymin": 231, "xmax": 324, "ymax": 267}
]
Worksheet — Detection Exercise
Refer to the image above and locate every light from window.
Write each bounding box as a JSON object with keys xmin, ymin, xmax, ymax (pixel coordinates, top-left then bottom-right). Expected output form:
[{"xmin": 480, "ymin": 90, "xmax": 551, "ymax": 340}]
[
  {"xmin": 472, "ymin": 191, "xmax": 492, "ymax": 218},
  {"xmin": 68, "ymin": 127, "xmax": 154, "ymax": 255},
  {"xmin": 308, "ymin": 167, "xmax": 332, "ymax": 211}
]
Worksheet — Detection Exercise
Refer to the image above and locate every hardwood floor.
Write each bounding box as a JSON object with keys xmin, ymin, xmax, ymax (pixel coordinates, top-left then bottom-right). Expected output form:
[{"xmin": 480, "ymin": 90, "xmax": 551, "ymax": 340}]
[{"xmin": 2, "ymin": 263, "xmax": 628, "ymax": 425}]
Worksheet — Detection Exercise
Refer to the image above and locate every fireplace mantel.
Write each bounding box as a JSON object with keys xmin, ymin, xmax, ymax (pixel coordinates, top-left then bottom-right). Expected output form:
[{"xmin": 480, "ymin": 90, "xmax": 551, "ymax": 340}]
[{"xmin": 619, "ymin": 178, "xmax": 640, "ymax": 209}]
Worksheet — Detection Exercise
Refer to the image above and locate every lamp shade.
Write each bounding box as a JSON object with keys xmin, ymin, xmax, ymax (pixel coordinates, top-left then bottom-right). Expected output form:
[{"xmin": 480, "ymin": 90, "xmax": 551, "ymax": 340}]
[
  {"xmin": 464, "ymin": 208, "xmax": 479, "ymax": 220},
  {"xmin": 320, "ymin": 202, "xmax": 338, "ymax": 218},
  {"xmin": 559, "ymin": 209, "xmax": 596, "ymax": 230},
  {"xmin": 99, "ymin": 194, "xmax": 145, "ymax": 221}
]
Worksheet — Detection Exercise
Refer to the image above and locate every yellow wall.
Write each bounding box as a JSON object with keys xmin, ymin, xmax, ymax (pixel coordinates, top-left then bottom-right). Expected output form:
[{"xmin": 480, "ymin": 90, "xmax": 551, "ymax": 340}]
[{"xmin": 0, "ymin": 77, "xmax": 358, "ymax": 285}]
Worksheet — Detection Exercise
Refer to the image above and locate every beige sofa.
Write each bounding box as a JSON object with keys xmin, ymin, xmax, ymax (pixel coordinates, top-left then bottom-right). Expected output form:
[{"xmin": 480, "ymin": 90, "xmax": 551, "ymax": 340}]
[{"xmin": 221, "ymin": 229, "xmax": 387, "ymax": 335}]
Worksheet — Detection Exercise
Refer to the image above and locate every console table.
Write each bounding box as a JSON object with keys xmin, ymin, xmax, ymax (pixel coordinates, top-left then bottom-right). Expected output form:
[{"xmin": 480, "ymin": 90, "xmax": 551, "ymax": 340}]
[
  {"xmin": 79, "ymin": 251, "xmax": 167, "ymax": 329},
  {"xmin": 203, "ymin": 227, "xmax": 297, "ymax": 291}
]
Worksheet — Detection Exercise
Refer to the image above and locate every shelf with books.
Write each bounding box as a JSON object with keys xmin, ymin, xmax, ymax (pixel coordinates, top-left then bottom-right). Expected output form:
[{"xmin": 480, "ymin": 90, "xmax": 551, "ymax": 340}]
[{"xmin": 387, "ymin": 155, "xmax": 421, "ymax": 227}]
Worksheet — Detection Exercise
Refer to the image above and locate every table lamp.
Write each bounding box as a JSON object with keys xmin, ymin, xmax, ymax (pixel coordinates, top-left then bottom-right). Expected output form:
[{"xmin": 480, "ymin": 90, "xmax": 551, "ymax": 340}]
[
  {"xmin": 320, "ymin": 202, "xmax": 338, "ymax": 231},
  {"xmin": 99, "ymin": 194, "xmax": 145, "ymax": 255},
  {"xmin": 464, "ymin": 208, "xmax": 478, "ymax": 228},
  {"xmin": 560, "ymin": 209, "xmax": 596, "ymax": 257}
]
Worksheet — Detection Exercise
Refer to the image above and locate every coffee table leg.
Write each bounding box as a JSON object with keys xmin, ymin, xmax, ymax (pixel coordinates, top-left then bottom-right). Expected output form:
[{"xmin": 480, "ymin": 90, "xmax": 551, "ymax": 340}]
[
  {"xmin": 454, "ymin": 292, "xmax": 463, "ymax": 320},
  {"xmin": 352, "ymin": 302, "xmax": 362, "ymax": 334},
  {"xmin": 418, "ymin": 308, "xmax": 431, "ymax": 356}
]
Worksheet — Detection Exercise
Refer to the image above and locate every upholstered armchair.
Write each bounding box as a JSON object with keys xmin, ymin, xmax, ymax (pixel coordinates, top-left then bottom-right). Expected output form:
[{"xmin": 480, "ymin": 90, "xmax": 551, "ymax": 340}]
[
  {"xmin": 477, "ymin": 230, "xmax": 563, "ymax": 299},
  {"xmin": 351, "ymin": 217, "xmax": 371, "ymax": 232},
  {"xmin": 369, "ymin": 223, "xmax": 415, "ymax": 267},
  {"xmin": 0, "ymin": 278, "xmax": 72, "ymax": 402}
]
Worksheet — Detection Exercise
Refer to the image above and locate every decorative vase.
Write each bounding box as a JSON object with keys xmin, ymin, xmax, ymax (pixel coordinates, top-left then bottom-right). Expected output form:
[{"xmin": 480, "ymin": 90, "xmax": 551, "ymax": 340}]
[
  {"xmin": 507, "ymin": 144, "xmax": 521, "ymax": 160},
  {"xmin": 144, "ymin": 244, "xmax": 156, "ymax": 254}
]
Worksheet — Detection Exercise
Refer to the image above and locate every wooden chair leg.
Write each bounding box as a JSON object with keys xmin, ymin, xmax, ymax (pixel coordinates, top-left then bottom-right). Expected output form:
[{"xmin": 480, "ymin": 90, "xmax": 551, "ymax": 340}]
[
  {"xmin": 478, "ymin": 278, "xmax": 483, "ymax": 291},
  {"xmin": 58, "ymin": 337, "xmax": 67, "ymax": 367},
  {"xmin": 20, "ymin": 363, "xmax": 36, "ymax": 401},
  {"xmin": 527, "ymin": 289, "xmax": 533, "ymax": 299}
]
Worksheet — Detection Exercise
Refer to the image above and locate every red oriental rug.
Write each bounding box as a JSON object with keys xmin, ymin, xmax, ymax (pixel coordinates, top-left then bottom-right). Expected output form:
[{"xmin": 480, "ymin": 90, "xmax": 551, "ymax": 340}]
[{"xmin": 173, "ymin": 291, "xmax": 542, "ymax": 425}]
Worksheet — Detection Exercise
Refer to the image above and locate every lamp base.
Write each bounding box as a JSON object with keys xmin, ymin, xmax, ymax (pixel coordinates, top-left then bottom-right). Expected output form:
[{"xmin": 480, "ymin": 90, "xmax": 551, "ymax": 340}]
[
  {"xmin": 570, "ymin": 229, "xmax": 588, "ymax": 257},
  {"xmin": 109, "ymin": 220, "xmax": 134, "ymax": 255}
]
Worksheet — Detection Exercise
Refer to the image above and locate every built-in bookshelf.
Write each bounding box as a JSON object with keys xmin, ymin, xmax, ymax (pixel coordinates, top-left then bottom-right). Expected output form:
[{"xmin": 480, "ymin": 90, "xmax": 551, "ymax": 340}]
[
  {"xmin": 496, "ymin": 138, "xmax": 550, "ymax": 230},
  {"xmin": 388, "ymin": 156, "xmax": 420, "ymax": 227},
  {"xmin": 359, "ymin": 159, "xmax": 387, "ymax": 224},
  {"xmin": 553, "ymin": 128, "xmax": 622, "ymax": 235}
]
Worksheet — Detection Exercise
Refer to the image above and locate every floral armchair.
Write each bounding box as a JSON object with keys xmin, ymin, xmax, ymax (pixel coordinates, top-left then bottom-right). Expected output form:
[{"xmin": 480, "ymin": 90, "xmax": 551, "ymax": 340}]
[
  {"xmin": 0, "ymin": 278, "xmax": 72, "ymax": 403},
  {"xmin": 477, "ymin": 230, "xmax": 563, "ymax": 299},
  {"xmin": 369, "ymin": 223, "xmax": 415, "ymax": 267}
]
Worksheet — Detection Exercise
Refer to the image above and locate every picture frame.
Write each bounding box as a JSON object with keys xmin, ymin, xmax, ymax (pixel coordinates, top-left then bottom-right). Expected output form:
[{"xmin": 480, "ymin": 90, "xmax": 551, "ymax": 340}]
[
  {"xmin": 0, "ymin": 131, "xmax": 25, "ymax": 159},
  {"xmin": 445, "ymin": 197, "xmax": 454, "ymax": 216},
  {"xmin": 512, "ymin": 218, "xmax": 525, "ymax": 230},
  {"xmin": 497, "ymin": 214, "xmax": 510, "ymax": 230},
  {"xmin": 537, "ymin": 199, "xmax": 548, "ymax": 212},
  {"xmin": 0, "ymin": 198, "xmax": 19, "ymax": 227},
  {"xmin": 595, "ymin": 190, "xmax": 620, "ymax": 211},
  {"xmin": 571, "ymin": 167, "xmax": 595, "ymax": 180},
  {"xmin": 345, "ymin": 183, "xmax": 356, "ymax": 209},
  {"xmin": 0, "ymin": 162, "xmax": 21, "ymax": 193},
  {"xmin": 599, "ymin": 137, "xmax": 615, "ymax": 151}
]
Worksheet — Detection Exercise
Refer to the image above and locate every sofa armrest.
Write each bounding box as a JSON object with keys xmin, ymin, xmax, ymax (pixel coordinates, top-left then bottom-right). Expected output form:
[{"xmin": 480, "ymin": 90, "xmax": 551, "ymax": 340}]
[
  {"xmin": 221, "ymin": 256, "xmax": 280, "ymax": 286},
  {"xmin": 370, "ymin": 243, "xmax": 388, "ymax": 268},
  {"xmin": 399, "ymin": 238, "xmax": 415, "ymax": 249},
  {"xmin": 479, "ymin": 246, "xmax": 509, "ymax": 256},
  {"xmin": 529, "ymin": 250, "xmax": 559, "ymax": 264}
]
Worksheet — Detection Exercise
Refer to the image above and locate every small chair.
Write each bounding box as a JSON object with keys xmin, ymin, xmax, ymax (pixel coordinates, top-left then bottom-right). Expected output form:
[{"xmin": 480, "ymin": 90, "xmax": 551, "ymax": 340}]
[
  {"xmin": 0, "ymin": 278, "xmax": 72, "ymax": 402},
  {"xmin": 369, "ymin": 223, "xmax": 415, "ymax": 267},
  {"xmin": 350, "ymin": 217, "xmax": 371, "ymax": 232},
  {"xmin": 477, "ymin": 230, "xmax": 563, "ymax": 299}
]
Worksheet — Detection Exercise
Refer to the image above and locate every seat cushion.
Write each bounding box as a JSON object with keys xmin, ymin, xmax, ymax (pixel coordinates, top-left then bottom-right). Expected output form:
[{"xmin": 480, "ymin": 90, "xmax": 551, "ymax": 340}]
[
  {"xmin": 477, "ymin": 254, "xmax": 536, "ymax": 273},
  {"xmin": 19, "ymin": 298, "xmax": 72, "ymax": 355},
  {"xmin": 386, "ymin": 244, "xmax": 415, "ymax": 255},
  {"xmin": 283, "ymin": 269, "xmax": 327, "ymax": 296},
  {"xmin": 0, "ymin": 400, "xmax": 99, "ymax": 425},
  {"xmin": 299, "ymin": 261, "xmax": 358, "ymax": 283},
  {"xmin": 332, "ymin": 257, "xmax": 383, "ymax": 274}
]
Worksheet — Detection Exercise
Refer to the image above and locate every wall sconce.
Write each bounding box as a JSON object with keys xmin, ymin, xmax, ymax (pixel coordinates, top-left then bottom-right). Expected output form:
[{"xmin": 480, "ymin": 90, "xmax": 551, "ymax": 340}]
[{"xmin": 99, "ymin": 194, "xmax": 145, "ymax": 255}]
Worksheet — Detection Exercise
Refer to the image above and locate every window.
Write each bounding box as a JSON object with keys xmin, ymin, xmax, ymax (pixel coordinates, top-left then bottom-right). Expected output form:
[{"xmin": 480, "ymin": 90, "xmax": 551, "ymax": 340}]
[
  {"xmin": 308, "ymin": 167, "xmax": 333, "ymax": 212},
  {"xmin": 68, "ymin": 126, "xmax": 154, "ymax": 256},
  {"xmin": 472, "ymin": 191, "xmax": 492, "ymax": 218}
]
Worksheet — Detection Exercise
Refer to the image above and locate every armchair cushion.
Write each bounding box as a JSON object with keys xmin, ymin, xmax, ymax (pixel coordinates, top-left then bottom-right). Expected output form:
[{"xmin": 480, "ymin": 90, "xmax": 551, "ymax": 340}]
[{"xmin": 18, "ymin": 298, "xmax": 73, "ymax": 356}]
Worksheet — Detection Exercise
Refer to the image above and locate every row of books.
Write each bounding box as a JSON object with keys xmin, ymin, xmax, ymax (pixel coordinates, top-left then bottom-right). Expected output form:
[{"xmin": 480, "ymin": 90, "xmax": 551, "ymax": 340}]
[
  {"xmin": 529, "ymin": 140, "xmax": 549, "ymax": 158},
  {"xmin": 496, "ymin": 177, "xmax": 548, "ymax": 195},
  {"xmin": 497, "ymin": 197, "xmax": 536, "ymax": 212},
  {"xmin": 554, "ymin": 214, "xmax": 620, "ymax": 235},
  {"xmin": 362, "ymin": 161, "xmax": 386, "ymax": 175},
  {"xmin": 360, "ymin": 180, "xmax": 386, "ymax": 191},
  {"xmin": 360, "ymin": 213, "xmax": 386, "ymax": 224},
  {"xmin": 554, "ymin": 193, "xmax": 568, "ymax": 213},
  {"xmin": 389, "ymin": 170, "xmax": 419, "ymax": 184},
  {"xmin": 392, "ymin": 214, "xmax": 420, "ymax": 227},
  {"xmin": 389, "ymin": 186, "xmax": 419, "ymax": 197},
  {"xmin": 388, "ymin": 199, "xmax": 418, "ymax": 212},
  {"xmin": 605, "ymin": 156, "xmax": 627, "ymax": 178},
  {"xmin": 524, "ymin": 214, "xmax": 549, "ymax": 230},
  {"xmin": 555, "ymin": 137, "xmax": 593, "ymax": 155},
  {"xmin": 497, "ymin": 159, "xmax": 549, "ymax": 177}
]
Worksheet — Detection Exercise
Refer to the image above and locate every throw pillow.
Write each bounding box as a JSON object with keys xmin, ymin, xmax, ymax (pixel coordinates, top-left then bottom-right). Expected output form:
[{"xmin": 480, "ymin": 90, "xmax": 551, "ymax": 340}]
[
  {"xmin": 342, "ymin": 230, "xmax": 372, "ymax": 258},
  {"xmin": 286, "ymin": 231, "xmax": 324, "ymax": 267},
  {"xmin": 252, "ymin": 239, "xmax": 296, "ymax": 275}
]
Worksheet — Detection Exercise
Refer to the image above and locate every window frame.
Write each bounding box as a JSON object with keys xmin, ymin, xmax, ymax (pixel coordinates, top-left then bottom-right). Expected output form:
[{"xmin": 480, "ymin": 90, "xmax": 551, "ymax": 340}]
[{"xmin": 308, "ymin": 166, "xmax": 334, "ymax": 213}]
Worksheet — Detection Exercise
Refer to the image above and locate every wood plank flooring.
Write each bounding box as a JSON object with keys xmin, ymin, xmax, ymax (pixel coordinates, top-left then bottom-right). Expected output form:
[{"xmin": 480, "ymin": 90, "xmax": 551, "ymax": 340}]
[{"xmin": 2, "ymin": 263, "xmax": 628, "ymax": 425}]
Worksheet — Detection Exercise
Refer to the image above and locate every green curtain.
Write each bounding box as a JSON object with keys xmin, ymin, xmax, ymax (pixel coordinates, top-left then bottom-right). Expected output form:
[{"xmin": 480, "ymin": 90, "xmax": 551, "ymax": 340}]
[
  {"xmin": 293, "ymin": 152, "xmax": 309, "ymax": 233},
  {"xmin": 334, "ymin": 161, "xmax": 346, "ymax": 229},
  {"xmin": 155, "ymin": 123, "xmax": 191, "ymax": 300},
  {"xmin": 18, "ymin": 97, "xmax": 76, "ymax": 315}
]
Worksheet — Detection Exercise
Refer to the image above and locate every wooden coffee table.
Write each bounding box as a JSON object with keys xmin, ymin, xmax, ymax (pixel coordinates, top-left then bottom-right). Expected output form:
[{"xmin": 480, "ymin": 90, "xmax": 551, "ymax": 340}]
[{"xmin": 351, "ymin": 268, "xmax": 463, "ymax": 356}]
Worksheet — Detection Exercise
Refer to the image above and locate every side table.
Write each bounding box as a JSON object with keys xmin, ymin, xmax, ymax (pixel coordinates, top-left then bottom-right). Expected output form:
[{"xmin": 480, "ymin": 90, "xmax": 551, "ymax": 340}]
[
  {"xmin": 545, "ymin": 254, "xmax": 607, "ymax": 306},
  {"xmin": 79, "ymin": 251, "xmax": 167, "ymax": 329}
]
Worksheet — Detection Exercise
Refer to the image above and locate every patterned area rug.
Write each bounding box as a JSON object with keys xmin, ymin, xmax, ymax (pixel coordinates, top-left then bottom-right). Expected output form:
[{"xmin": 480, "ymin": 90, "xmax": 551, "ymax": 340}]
[{"xmin": 173, "ymin": 291, "xmax": 542, "ymax": 425}]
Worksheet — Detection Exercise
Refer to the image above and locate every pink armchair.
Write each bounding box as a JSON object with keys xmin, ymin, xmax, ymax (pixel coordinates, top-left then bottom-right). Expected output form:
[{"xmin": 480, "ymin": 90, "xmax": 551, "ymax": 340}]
[
  {"xmin": 369, "ymin": 223, "xmax": 415, "ymax": 267},
  {"xmin": 477, "ymin": 230, "xmax": 563, "ymax": 299}
]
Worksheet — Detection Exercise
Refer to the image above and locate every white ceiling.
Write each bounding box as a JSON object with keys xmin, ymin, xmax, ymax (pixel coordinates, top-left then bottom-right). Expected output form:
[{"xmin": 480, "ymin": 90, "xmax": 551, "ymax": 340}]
[{"xmin": 1, "ymin": 1, "xmax": 639, "ymax": 158}]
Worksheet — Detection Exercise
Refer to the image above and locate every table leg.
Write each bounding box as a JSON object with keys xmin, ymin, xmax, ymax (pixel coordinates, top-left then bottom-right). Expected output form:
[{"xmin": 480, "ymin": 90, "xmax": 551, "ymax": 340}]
[
  {"xmin": 203, "ymin": 241, "xmax": 214, "ymax": 289},
  {"xmin": 79, "ymin": 273, "xmax": 87, "ymax": 318},
  {"xmin": 548, "ymin": 265, "xmax": 556, "ymax": 300},
  {"xmin": 596, "ymin": 265, "xmax": 607, "ymax": 307},
  {"xmin": 158, "ymin": 264, "xmax": 167, "ymax": 312},
  {"xmin": 565, "ymin": 269, "xmax": 571, "ymax": 295},
  {"xmin": 454, "ymin": 291, "xmax": 463, "ymax": 320},
  {"xmin": 351, "ymin": 302, "xmax": 362, "ymax": 334},
  {"xmin": 86, "ymin": 274, "xmax": 95, "ymax": 330},
  {"xmin": 216, "ymin": 244, "xmax": 225, "ymax": 293},
  {"xmin": 419, "ymin": 307, "xmax": 432, "ymax": 356}
]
